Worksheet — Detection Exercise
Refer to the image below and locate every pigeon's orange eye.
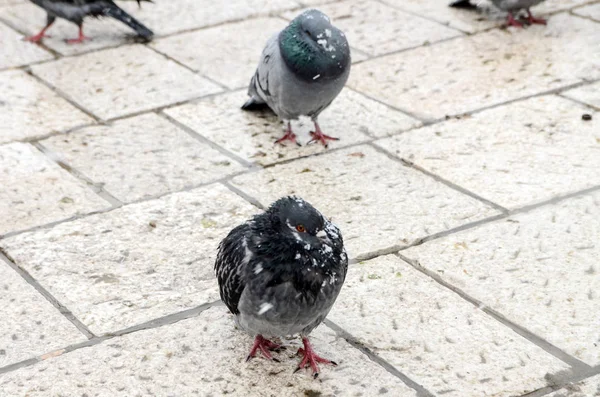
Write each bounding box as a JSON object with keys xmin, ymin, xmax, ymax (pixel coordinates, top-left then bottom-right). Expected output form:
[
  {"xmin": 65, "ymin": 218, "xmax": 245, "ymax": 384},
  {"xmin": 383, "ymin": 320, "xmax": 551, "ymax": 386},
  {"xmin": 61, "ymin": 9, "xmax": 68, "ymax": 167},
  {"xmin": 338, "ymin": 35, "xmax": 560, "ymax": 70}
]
[{"xmin": 296, "ymin": 224, "xmax": 306, "ymax": 233}]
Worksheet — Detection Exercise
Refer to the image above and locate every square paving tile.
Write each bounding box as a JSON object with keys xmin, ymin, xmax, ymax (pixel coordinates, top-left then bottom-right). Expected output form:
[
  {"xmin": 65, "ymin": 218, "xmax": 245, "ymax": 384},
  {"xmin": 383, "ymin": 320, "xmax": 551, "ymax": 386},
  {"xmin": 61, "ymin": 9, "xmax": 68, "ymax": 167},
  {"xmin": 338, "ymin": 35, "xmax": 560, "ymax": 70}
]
[
  {"xmin": 0, "ymin": 2, "xmax": 139, "ymax": 56},
  {"xmin": 230, "ymin": 145, "xmax": 499, "ymax": 258},
  {"xmin": 30, "ymin": 45, "xmax": 222, "ymax": 120},
  {"xmin": 403, "ymin": 191, "xmax": 600, "ymax": 365},
  {"xmin": 165, "ymin": 89, "xmax": 419, "ymax": 166},
  {"xmin": 376, "ymin": 95, "xmax": 600, "ymax": 209},
  {"xmin": 548, "ymin": 374, "xmax": 600, "ymax": 397},
  {"xmin": 328, "ymin": 254, "xmax": 569, "ymax": 397},
  {"xmin": 0, "ymin": 20, "xmax": 52, "ymax": 69},
  {"xmin": 574, "ymin": 3, "xmax": 600, "ymax": 21},
  {"xmin": 0, "ymin": 142, "xmax": 109, "ymax": 236},
  {"xmin": 348, "ymin": 13, "xmax": 600, "ymax": 120},
  {"xmin": 151, "ymin": 18, "xmax": 287, "ymax": 90},
  {"xmin": 282, "ymin": 0, "xmax": 462, "ymax": 57},
  {"xmin": 0, "ymin": 260, "xmax": 86, "ymax": 368},
  {"xmin": 0, "ymin": 185, "xmax": 258, "ymax": 335},
  {"xmin": 562, "ymin": 82, "xmax": 600, "ymax": 109},
  {"xmin": 118, "ymin": 0, "xmax": 298, "ymax": 36},
  {"xmin": 0, "ymin": 307, "xmax": 419, "ymax": 396},
  {"xmin": 0, "ymin": 70, "xmax": 93, "ymax": 144},
  {"xmin": 41, "ymin": 113, "xmax": 246, "ymax": 202}
]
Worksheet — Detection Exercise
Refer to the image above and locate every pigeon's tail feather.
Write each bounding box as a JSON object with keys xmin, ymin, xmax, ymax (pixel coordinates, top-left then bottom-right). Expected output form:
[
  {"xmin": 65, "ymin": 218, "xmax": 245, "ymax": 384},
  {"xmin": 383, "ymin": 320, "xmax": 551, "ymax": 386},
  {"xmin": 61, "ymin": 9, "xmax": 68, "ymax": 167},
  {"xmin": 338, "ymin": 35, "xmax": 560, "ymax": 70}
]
[
  {"xmin": 449, "ymin": 0, "xmax": 477, "ymax": 8},
  {"xmin": 103, "ymin": 5, "xmax": 153, "ymax": 40},
  {"xmin": 241, "ymin": 96, "xmax": 270, "ymax": 111}
]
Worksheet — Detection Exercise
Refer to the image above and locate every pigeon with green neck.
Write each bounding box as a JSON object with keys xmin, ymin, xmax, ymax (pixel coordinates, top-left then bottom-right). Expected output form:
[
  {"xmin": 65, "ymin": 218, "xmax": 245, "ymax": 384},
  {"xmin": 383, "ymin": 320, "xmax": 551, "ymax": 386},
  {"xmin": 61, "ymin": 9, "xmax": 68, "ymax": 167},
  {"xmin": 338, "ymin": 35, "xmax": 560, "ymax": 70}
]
[{"xmin": 242, "ymin": 9, "xmax": 351, "ymax": 147}]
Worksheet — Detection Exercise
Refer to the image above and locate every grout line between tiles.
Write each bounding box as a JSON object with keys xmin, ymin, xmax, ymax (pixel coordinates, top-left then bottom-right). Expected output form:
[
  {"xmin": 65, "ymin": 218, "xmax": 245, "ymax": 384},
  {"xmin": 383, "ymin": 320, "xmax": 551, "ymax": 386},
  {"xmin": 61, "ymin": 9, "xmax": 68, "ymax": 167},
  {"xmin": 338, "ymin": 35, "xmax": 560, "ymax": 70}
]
[
  {"xmin": 0, "ymin": 15, "xmax": 60, "ymax": 59},
  {"xmin": 31, "ymin": 141, "xmax": 123, "ymax": 208},
  {"xmin": 519, "ymin": 364, "xmax": 600, "ymax": 396},
  {"xmin": 395, "ymin": 252, "xmax": 592, "ymax": 371},
  {"xmin": 221, "ymin": 181, "xmax": 266, "ymax": 210},
  {"xmin": 368, "ymin": 142, "xmax": 510, "ymax": 214},
  {"xmin": 0, "ymin": 250, "xmax": 95, "ymax": 340},
  {"xmin": 324, "ymin": 319, "xmax": 435, "ymax": 397},
  {"xmin": 0, "ymin": 300, "xmax": 221, "ymax": 376},
  {"xmin": 557, "ymin": 93, "xmax": 600, "ymax": 111}
]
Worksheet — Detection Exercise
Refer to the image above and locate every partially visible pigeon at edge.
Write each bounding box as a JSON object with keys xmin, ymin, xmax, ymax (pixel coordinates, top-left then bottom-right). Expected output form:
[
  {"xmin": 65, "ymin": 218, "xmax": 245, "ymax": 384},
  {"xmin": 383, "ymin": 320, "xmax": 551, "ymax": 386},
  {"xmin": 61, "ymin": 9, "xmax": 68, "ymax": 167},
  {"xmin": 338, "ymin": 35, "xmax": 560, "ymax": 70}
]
[
  {"xmin": 242, "ymin": 9, "xmax": 351, "ymax": 148},
  {"xmin": 449, "ymin": 0, "xmax": 547, "ymax": 27},
  {"xmin": 25, "ymin": 0, "xmax": 154, "ymax": 44}
]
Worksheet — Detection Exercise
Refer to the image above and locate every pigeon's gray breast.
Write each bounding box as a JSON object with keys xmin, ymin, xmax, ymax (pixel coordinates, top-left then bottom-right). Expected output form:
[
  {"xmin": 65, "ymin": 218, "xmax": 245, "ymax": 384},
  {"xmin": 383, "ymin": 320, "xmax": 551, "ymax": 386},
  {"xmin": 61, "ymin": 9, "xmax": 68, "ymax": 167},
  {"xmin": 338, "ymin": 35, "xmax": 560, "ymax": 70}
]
[
  {"xmin": 249, "ymin": 34, "xmax": 349, "ymax": 121},
  {"xmin": 491, "ymin": 0, "xmax": 545, "ymax": 11}
]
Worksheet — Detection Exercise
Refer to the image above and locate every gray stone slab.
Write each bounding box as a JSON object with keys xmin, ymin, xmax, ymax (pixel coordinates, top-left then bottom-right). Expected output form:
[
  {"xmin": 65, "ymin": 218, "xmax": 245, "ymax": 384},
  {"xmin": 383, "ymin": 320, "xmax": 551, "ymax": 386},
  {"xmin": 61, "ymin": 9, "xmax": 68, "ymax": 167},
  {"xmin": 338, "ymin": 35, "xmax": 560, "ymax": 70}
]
[
  {"xmin": 328, "ymin": 254, "xmax": 570, "ymax": 396},
  {"xmin": 0, "ymin": 142, "xmax": 109, "ymax": 236},
  {"xmin": 0, "ymin": 70, "xmax": 93, "ymax": 144},
  {"xmin": 348, "ymin": 13, "xmax": 600, "ymax": 120},
  {"xmin": 230, "ymin": 145, "xmax": 499, "ymax": 258},
  {"xmin": 403, "ymin": 191, "xmax": 600, "ymax": 365},
  {"xmin": 0, "ymin": 307, "xmax": 419, "ymax": 396},
  {"xmin": 376, "ymin": 95, "xmax": 600, "ymax": 209},
  {"xmin": 0, "ymin": 260, "xmax": 86, "ymax": 368},
  {"xmin": 41, "ymin": 113, "xmax": 246, "ymax": 202},
  {"xmin": 0, "ymin": 185, "xmax": 258, "ymax": 335},
  {"xmin": 30, "ymin": 45, "xmax": 222, "ymax": 120}
]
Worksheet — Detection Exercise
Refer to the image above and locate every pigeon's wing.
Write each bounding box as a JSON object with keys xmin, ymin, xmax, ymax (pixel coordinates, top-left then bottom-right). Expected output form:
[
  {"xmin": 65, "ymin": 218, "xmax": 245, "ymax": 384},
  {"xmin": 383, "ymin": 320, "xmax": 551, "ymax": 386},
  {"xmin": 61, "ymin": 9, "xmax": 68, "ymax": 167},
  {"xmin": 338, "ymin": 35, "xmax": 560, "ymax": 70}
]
[
  {"xmin": 215, "ymin": 223, "xmax": 252, "ymax": 315},
  {"xmin": 449, "ymin": 0, "xmax": 477, "ymax": 9},
  {"xmin": 247, "ymin": 33, "xmax": 280, "ymax": 107}
]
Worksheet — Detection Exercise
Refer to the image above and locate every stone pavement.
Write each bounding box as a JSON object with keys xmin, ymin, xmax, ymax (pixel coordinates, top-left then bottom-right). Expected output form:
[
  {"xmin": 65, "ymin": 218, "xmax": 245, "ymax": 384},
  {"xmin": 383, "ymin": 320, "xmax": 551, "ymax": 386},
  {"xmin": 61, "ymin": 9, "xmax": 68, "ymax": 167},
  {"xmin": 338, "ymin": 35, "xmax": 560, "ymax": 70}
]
[{"xmin": 0, "ymin": 0, "xmax": 599, "ymax": 395}]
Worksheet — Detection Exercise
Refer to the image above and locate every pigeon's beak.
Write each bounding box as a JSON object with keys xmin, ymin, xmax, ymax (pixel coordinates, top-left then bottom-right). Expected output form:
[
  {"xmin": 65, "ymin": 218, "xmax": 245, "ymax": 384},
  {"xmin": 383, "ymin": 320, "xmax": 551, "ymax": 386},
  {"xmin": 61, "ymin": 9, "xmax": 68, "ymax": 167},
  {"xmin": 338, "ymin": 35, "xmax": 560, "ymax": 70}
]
[{"xmin": 316, "ymin": 230, "xmax": 332, "ymax": 246}]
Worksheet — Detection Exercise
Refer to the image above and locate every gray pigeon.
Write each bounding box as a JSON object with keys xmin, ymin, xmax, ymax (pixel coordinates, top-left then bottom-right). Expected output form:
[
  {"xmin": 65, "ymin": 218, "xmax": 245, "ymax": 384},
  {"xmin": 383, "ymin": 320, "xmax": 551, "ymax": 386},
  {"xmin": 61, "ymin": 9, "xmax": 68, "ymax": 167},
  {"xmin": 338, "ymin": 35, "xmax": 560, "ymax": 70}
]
[
  {"xmin": 215, "ymin": 196, "xmax": 348, "ymax": 377},
  {"xmin": 25, "ymin": 0, "xmax": 153, "ymax": 44},
  {"xmin": 449, "ymin": 0, "xmax": 546, "ymax": 27},
  {"xmin": 242, "ymin": 9, "xmax": 351, "ymax": 147}
]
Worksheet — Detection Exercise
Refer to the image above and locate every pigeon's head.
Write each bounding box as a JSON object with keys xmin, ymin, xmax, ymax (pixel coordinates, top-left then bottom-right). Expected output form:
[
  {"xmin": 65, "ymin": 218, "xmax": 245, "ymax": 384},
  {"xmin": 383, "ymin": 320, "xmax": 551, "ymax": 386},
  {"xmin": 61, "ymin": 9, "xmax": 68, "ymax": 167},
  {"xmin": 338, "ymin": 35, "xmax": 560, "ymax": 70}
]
[
  {"xmin": 264, "ymin": 196, "xmax": 343, "ymax": 254},
  {"xmin": 279, "ymin": 9, "xmax": 351, "ymax": 82}
]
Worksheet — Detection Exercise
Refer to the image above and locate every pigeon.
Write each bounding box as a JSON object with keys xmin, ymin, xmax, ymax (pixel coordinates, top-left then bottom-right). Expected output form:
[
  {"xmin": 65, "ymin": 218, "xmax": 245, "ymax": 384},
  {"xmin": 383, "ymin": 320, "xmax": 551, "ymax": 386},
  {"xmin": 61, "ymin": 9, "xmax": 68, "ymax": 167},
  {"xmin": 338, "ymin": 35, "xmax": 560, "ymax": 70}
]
[
  {"xmin": 449, "ymin": 0, "xmax": 546, "ymax": 27},
  {"xmin": 242, "ymin": 9, "xmax": 351, "ymax": 147},
  {"xmin": 25, "ymin": 0, "xmax": 154, "ymax": 44},
  {"xmin": 215, "ymin": 196, "xmax": 348, "ymax": 377}
]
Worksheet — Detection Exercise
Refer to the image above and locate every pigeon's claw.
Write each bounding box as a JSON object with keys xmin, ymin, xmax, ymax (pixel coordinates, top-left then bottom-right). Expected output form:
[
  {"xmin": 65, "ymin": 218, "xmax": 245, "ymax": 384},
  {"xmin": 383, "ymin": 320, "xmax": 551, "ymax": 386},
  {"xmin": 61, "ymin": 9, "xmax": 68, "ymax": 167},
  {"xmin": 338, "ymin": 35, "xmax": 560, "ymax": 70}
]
[
  {"xmin": 506, "ymin": 12, "xmax": 524, "ymax": 28},
  {"xmin": 308, "ymin": 122, "xmax": 339, "ymax": 148},
  {"xmin": 295, "ymin": 337, "xmax": 337, "ymax": 378},
  {"xmin": 275, "ymin": 122, "xmax": 300, "ymax": 146},
  {"xmin": 246, "ymin": 335, "xmax": 282, "ymax": 361},
  {"xmin": 66, "ymin": 26, "xmax": 92, "ymax": 44},
  {"xmin": 24, "ymin": 32, "xmax": 52, "ymax": 42},
  {"xmin": 526, "ymin": 9, "xmax": 546, "ymax": 25}
]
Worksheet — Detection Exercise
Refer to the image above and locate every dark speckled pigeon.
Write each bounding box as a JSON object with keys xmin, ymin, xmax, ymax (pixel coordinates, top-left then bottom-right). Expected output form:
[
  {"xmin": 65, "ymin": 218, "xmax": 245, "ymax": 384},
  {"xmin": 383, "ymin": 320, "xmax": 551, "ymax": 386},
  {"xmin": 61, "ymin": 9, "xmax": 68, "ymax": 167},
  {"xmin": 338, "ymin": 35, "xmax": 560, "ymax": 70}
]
[
  {"xmin": 242, "ymin": 9, "xmax": 351, "ymax": 147},
  {"xmin": 25, "ymin": 0, "xmax": 153, "ymax": 44},
  {"xmin": 215, "ymin": 196, "xmax": 348, "ymax": 377}
]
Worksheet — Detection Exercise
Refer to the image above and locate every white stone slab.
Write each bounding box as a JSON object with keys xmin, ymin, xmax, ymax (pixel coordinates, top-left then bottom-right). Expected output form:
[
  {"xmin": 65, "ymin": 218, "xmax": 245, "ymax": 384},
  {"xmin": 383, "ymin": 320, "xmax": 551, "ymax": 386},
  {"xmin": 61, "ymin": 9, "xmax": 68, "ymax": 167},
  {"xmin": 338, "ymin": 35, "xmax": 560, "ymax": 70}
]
[
  {"xmin": 0, "ymin": 307, "xmax": 419, "ymax": 396},
  {"xmin": 0, "ymin": 142, "xmax": 109, "ymax": 236},
  {"xmin": 376, "ymin": 95, "xmax": 600, "ymax": 209},
  {"xmin": 573, "ymin": 3, "xmax": 600, "ymax": 21},
  {"xmin": 548, "ymin": 374, "xmax": 600, "ymax": 397},
  {"xmin": 0, "ymin": 70, "xmax": 93, "ymax": 144},
  {"xmin": 403, "ymin": 191, "xmax": 600, "ymax": 365},
  {"xmin": 563, "ymin": 82, "xmax": 600, "ymax": 109},
  {"xmin": 348, "ymin": 13, "xmax": 600, "ymax": 120},
  {"xmin": 41, "ymin": 113, "xmax": 246, "ymax": 202},
  {"xmin": 0, "ymin": 20, "xmax": 53, "ymax": 70},
  {"xmin": 30, "ymin": 45, "xmax": 222, "ymax": 120},
  {"xmin": 0, "ymin": 185, "xmax": 258, "ymax": 335},
  {"xmin": 230, "ymin": 145, "xmax": 499, "ymax": 258},
  {"xmin": 328, "ymin": 255, "xmax": 570, "ymax": 396}
]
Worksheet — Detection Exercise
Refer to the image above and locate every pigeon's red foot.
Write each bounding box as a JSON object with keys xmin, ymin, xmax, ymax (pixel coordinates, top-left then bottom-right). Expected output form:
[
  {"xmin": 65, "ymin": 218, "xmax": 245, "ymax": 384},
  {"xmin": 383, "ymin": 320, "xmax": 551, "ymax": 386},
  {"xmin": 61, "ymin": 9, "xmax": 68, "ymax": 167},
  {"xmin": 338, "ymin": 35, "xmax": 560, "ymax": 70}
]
[
  {"xmin": 275, "ymin": 122, "xmax": 300, "ymax": 146},
  {"xmin": 24, "ymin": 32, "xmax": 52, "ymax": 42},
  {"xmin": 66, "ymin": 27, "xmax": 91, "ymax": 44},
  {"xmin": 246, "ymin": 335, "xmax": 282, "ymax": 361},
  {"xmin": 526, "ymin": 10, "xmax": 546, "ymax": 25},
  {"xmin": 309, "ymin": 122, "xmax": 339, "ymax": 148},
  {"xmin": 295, "ymin": 337, "xmax": 337, "ymax": 378},
  {"xmin": 506, "ymin": 13, "xmax": 524, "ymax": 28}
]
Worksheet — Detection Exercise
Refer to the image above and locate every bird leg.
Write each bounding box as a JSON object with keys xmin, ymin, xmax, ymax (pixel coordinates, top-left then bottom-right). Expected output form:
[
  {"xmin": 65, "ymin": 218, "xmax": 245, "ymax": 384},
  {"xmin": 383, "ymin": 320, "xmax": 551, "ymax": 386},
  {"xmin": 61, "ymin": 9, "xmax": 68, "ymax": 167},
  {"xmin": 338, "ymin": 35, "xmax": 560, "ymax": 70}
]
[
  {"xmin": 246, "ymin": 335, "xmax": 282, "ymax": 361},
  {"xmin": 275, "ymin": 122, "xmax": 300, "ymax": 146},
  {"xmin": 526, "ymin": 9, "xmax": 547, "ymax": 25},
  {"xmin": 24, "ymin": 16, "xmax": 55, "ymax": 42},
  {"xmin": 506, "ymin": 12, "xmax": 524, "ymax": 28},
  {"xmin": 309, "ymin": 121, "xmax": 338, "ymax": 148},
  {"xmin": 295, "ymin": 337, "xmax": 337, "ymax": 378},
  {"xmin": 66, "ymin": 25, "xmax": 92, "ymax": 44}
]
